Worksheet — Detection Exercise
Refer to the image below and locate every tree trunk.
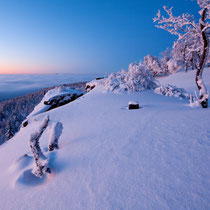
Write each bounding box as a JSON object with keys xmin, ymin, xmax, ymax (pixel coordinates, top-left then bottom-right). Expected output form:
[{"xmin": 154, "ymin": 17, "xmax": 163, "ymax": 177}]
[
  {"xmin": 190, "ymin": 58, "xmax": 193, "ymax": 70},
  {"xmin": 191, "ymin": 52, "xmax": 195, "ymax": 70},
  {"xmin": 184, "ymin": 45, "xmax": 188, "ymax": 72},
  {"xmin": 195, "ymin": 8, "xmax": 209, "ymax": 108},
  {"xmin": 185, "ymin": 61, "xmax": 188, "ymax": 72}
]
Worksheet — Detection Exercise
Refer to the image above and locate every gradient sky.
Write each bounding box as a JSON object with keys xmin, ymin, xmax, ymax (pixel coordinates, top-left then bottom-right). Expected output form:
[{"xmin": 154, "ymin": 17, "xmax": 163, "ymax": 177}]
[{"xmin": 0, "ymin": 0, "xmax": 200, "ymax": 74}]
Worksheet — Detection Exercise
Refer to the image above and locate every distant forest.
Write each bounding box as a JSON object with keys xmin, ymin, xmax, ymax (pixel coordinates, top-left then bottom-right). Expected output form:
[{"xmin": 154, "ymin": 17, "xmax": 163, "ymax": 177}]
[{"xmin": 0, "ymin": 82, "xmax": 86, "ymax": 145}]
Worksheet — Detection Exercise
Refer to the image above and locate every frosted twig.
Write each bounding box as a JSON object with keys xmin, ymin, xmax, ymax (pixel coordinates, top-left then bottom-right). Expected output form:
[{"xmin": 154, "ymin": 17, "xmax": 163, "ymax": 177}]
[
  {"xmin": 48, "ymin": 121, "xmax": 63, "ymax": 151},
  {"xmin": 29, "ymin": 115, "xmax": 50, "ymax": 177}
]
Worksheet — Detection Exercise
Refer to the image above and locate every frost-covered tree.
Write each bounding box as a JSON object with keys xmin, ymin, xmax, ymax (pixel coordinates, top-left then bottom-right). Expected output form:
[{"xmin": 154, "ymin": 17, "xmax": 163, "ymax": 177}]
[
  {"xmin": 159, "ymin": 48, "xmax": 183, "ymax": 74},
  {"xmin": 5, "ymin": 121, "xmax": 15, "ymax": 140},
  {"xmin": 172, "ymin": 39, "xmax": 200, "ymax": 72},
  {"xmin": 144, "ymin": 48, "xmax": 183, "ymax": 76},
  {"xmin": 166, "ymin": 58, "xmax": 182, "ymax": 74},
  {"xmin": 154, "ymin": 0, "xmax": 210, "ymax": 108},
  {"xmin": 144, "ymin": 54, "xmax": 164, "ymax": 76},
  {"xmin": 159, "ymin": 48, "xmax": 172, "ymax": 73},
  {"xmin": 206, "ymin": 49, "xmax": 210, "ymax": 66}
]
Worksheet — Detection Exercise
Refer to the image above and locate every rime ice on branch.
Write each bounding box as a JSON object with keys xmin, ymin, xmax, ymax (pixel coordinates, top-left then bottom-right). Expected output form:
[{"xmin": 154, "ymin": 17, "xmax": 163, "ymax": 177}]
[
  {"xmin": 29, "ymin": 115, "xmax": 50, "ymax": 178},
  {"xmin": 48, "ymin": 121, "xmax": 63, "ymax": 151},
  {"xmin": 154, "ymin": 0, "xmax": 210, "ymax": 108}
]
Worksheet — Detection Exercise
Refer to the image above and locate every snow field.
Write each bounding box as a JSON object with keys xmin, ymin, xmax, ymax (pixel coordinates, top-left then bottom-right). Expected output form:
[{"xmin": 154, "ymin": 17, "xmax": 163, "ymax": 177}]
[{"xmin": 0, "ymin": 69, "xmax": 209, "ymax": 209}]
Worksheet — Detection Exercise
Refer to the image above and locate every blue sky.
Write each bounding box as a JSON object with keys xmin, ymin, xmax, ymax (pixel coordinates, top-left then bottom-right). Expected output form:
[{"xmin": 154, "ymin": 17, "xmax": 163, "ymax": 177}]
[{"xmin": 0, "ymin": 0, "xmax": 200, "ymax": 74}]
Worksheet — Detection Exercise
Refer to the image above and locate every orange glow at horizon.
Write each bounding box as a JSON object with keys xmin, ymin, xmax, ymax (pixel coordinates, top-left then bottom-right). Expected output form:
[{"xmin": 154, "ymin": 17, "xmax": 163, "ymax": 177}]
[{"xmin": 0, "ymin": 63, "xmax": 66, "ymax": 74}]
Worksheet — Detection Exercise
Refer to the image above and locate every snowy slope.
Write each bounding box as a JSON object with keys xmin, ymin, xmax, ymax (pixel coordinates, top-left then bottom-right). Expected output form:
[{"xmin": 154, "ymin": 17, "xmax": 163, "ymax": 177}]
[{"xmin": 0, "ymin": 69, "xmax": 210, "ymax": 210}]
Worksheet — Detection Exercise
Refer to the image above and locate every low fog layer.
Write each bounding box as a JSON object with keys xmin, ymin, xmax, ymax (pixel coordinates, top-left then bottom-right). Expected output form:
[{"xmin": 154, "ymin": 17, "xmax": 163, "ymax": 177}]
[{"xmin": 0, "ymin": 74, "xmax": 100, "ymax": 101}]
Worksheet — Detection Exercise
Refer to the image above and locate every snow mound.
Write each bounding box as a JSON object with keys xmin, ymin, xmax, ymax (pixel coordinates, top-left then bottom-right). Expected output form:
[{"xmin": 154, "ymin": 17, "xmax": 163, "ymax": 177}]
[
  {"xmin": 155, "ymin": 84, "xmax": 190, "ymax": 99},
  {"xmin": 9, "ymin": 154, "xmax": 33, "ymax": 174}
]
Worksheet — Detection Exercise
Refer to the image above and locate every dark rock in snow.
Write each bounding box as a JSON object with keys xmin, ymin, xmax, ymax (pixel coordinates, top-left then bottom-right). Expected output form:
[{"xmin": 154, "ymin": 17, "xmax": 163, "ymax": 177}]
[
  {"xmin": 96, "ymin": 77, "xmax": 104, "ymax": 80},
  {"xmin": 85, "ymin": 84, "xmax": 95, "ymax": 92},
  {"xmin": 128, "ymin": 101, "xmax": 139, "ymax": 110},
  {"xmin": 49, "ymin": 143, "xmax": 58, "ymax": 151},
  {"xmin": 85, "ymin": 78, "xmax": 105, "ymax": 92},
  {"xmin": 22, "ymin": 120, "xmax": 28, "ymax": 128},
  {"xmin": 201, "ymin": 99, "xmax": 208, "ymax": 108}
]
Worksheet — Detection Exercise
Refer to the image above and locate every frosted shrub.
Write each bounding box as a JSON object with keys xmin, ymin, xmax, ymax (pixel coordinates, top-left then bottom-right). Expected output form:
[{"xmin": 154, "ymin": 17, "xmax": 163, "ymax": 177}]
[
  {"xmin": 104, "ymin": 71, "xmax": 126, "ymax": 92},
  {"xmin": 125, "ymin": 62, "xmax": 158, "ymax": 91},
  {"xmin": 104, "ymin": 62, "xmax": 158, "ymax": 93},
  {"xmin": 155, "ymin": 85, "xmax": 190, "ymax": 99}
]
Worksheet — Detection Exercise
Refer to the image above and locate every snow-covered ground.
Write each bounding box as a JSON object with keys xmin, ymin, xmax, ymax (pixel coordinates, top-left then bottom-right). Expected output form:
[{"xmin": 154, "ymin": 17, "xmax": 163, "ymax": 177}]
[{"xmin": 0, "ymin": 69, "xmax": 209, "ymax": 210}]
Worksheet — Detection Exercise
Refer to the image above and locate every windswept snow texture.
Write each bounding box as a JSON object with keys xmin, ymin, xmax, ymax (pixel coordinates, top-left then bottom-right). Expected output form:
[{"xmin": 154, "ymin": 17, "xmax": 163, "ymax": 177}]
[{"xmin": 0, "ymin": 69, "xmax": 210, "ymax": 209}]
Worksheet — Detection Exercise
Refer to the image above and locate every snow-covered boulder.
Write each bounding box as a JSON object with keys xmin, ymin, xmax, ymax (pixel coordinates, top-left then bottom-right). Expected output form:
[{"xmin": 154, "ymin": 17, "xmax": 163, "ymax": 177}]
[
  {"xmin": 28, "ymin": 86, "xmax": 84, "ymax": 118},
  {"xmin": 43, "ymin": 92, "xmax": 82, "ymax": 110},
  {"xmin": 155, "ymin": 84, "xmax": 190, "ymax": 99}
]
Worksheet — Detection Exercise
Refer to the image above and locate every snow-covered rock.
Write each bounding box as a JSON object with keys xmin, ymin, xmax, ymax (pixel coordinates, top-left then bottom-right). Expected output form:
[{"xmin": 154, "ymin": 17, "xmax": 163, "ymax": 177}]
[
  {"xmin": 85, "ymin": 78, "xmax": 105, "ymax": 92},
  {"xmin": 28, "ymin": 86, "xmax": 84, "ymax": 118}
]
